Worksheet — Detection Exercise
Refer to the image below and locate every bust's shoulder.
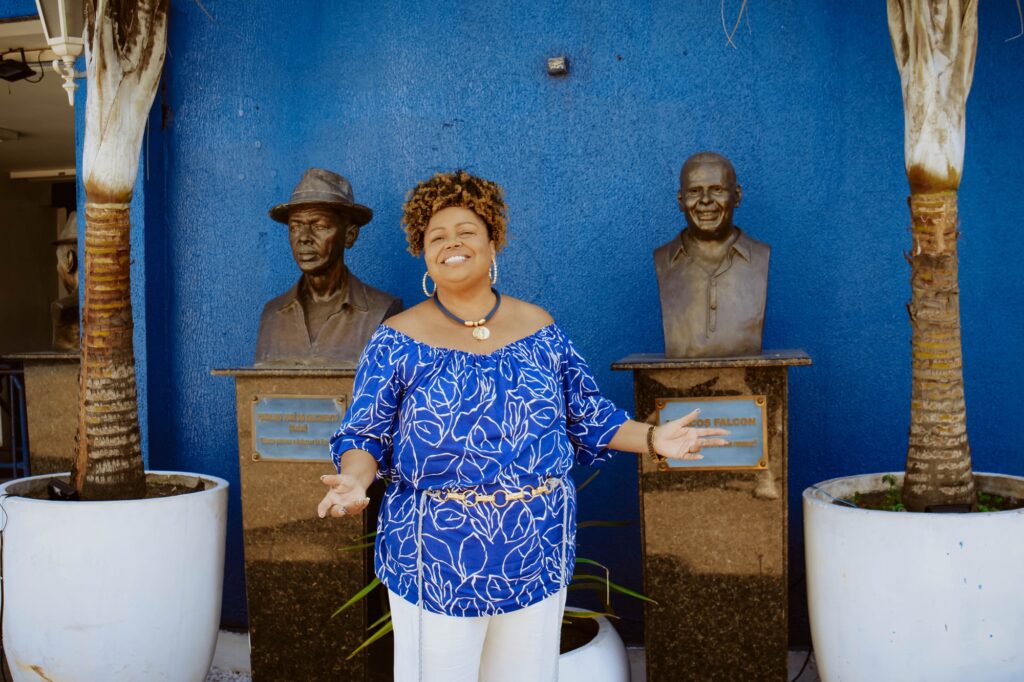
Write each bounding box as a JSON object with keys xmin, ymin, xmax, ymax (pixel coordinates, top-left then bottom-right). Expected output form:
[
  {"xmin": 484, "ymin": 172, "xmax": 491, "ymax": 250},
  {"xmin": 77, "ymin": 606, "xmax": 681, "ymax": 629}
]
[
  {"xmin": 351, "ymin": 274, "xmax": 401, "ymax": 307},
  {"xmin": 653, "ymin": 234, "xmax": 681, "ymax": 278},
  {"xmin": 653, "ymin": 234, "xmax": 680, "ymax": 258},
  {"xmin": 259, "ymin": 283, "xmax": 299, "ymax": 321},
  {"xmin": 735, "ymin": 229, "xmax": 771, "ymax": 262}
]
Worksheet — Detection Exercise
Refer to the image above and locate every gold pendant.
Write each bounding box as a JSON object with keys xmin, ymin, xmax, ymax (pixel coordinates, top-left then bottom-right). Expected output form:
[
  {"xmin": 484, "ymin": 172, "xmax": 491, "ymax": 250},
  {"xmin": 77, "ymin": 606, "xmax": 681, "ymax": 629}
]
[{"xmin": 472, "ymin": 326, "xmax": 490, "ymax": 341}]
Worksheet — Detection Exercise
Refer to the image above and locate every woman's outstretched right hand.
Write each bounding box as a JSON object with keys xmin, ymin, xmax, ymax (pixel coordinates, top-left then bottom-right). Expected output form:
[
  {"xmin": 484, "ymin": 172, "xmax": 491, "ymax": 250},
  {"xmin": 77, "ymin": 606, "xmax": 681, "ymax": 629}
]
[{"xmin": 317, "ymin": 473, "xmax": 370, "ymax": 518}]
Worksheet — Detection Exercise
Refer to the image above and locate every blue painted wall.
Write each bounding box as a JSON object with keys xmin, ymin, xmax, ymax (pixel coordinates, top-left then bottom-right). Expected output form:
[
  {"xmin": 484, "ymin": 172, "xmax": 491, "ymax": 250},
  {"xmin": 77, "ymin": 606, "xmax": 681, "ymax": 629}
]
[
  {"xmin": 0, "ymin": 0, "xmax": 38, "ymax": 20},
  {"xmin": 142, "ymin": 0, "xmax": 1024, "ymax": 639}
]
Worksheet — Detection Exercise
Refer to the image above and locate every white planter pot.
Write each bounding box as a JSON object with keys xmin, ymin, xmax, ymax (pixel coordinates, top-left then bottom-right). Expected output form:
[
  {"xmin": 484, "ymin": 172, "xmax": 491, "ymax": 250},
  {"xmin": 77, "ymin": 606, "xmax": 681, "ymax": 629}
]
[
  {"xmin": 1, "ymin": 471, "xmax": 228, "ymax": 682},
  {"xmin": 804, "ymin": 472, "xmax": 1024, "ymax": 682},
  {"xmin": 558, "ymin": 608, "xmax": 630, "ymax": 682}
]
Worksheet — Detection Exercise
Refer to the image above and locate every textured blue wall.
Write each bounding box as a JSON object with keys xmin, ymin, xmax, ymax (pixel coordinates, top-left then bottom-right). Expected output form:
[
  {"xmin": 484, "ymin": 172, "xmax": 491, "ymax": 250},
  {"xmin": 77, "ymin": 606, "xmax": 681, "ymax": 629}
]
[
  {"xmin": 145, "ymin": 0, "xmax": 1024, "ymax": 637},
  {"xmin": 0, "ymin": 0, "xmax": 38, "ymax": 20}
]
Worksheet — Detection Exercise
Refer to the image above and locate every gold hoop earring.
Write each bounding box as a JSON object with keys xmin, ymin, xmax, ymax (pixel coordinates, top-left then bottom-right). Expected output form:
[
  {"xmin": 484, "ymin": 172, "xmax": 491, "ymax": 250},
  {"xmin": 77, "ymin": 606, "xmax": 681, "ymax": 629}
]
[
  {"xmin": 422, "ymin": 271, "xmax": 436, "ymax": 297},
  {"xmin": 489, "ymin": 256, "xmax": 498, "ymax": 286}
]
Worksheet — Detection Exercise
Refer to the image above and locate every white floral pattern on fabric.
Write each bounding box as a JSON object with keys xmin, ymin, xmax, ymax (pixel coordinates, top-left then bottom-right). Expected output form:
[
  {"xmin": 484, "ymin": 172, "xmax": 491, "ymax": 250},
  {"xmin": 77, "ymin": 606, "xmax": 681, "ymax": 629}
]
[{"xmin": 330, "ymin": 323, "xmax": 629, "ymax": 617}]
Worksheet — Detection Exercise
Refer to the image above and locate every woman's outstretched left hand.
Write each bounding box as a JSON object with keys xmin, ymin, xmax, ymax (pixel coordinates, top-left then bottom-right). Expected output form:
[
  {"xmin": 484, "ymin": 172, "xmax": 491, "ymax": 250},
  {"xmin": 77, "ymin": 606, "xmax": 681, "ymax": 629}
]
[
  {"xmin": 653, "ymin": 409, "xmax": 729, "ymax": 461},
  {"xmin": 317, "ymin": 473, "xmax": 370, "ymax": 519}
]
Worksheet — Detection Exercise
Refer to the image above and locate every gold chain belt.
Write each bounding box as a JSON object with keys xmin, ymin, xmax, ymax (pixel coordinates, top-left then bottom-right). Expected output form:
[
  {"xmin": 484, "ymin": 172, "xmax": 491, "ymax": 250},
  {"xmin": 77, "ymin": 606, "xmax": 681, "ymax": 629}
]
[{"xmin": 424, "ymin": 478, "xmax": 560, "ymax": 509}]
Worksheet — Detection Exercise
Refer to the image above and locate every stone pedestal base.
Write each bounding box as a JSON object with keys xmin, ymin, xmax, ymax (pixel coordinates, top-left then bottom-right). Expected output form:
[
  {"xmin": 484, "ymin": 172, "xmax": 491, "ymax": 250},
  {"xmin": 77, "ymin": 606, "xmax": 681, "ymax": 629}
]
[
  {"xmin": 613, "ymin": 350, "xmax": 810, "ymax": 682},
  {"xmin": 214, "ymin": 366, "xmax": 382, "ymax": 682},
  {"xmin": 5, "ymin": 352, "xmax": 79, "ymax": 475}
]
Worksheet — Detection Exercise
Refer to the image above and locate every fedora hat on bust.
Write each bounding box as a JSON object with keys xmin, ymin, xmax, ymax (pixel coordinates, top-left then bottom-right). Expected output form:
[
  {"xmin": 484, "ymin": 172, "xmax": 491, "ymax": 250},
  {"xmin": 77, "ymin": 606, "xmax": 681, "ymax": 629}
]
[
  {"xmin": 268, "ymin": 168, "xmax": 373, "ymax": 226},
  {"xmin": 52, "ymin": 211, "xmax": 78, "ymax": 245}
]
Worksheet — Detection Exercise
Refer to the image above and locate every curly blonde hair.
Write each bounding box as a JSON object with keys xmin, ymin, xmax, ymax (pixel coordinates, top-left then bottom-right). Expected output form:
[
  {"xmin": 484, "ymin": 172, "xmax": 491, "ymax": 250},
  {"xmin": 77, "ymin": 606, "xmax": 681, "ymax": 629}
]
[{"xmin": 401, "ymin": 169, "xmax": 509, "ymax": 256}]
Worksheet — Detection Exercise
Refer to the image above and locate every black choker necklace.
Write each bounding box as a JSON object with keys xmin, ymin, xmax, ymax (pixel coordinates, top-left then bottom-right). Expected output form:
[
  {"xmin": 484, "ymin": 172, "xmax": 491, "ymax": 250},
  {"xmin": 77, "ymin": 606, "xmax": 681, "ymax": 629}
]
[{"xmin": 433, "ymin": 288, "xmax": 502, "ymax": 341}]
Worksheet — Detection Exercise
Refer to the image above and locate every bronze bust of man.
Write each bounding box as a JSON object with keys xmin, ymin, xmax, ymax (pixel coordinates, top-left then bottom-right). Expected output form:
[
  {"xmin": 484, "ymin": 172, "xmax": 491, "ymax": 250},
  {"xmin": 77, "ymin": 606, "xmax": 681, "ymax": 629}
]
[
  {"xmin": 255, "ymin": 169, "xmax": 402, "ymax": 365},
  {"xmin": 52, "ymin": 212, "xmax": 80, "ymax": 351},
  {"xmin": 653, "ymin": 152, "xmax": 769, "ymax": 358}
]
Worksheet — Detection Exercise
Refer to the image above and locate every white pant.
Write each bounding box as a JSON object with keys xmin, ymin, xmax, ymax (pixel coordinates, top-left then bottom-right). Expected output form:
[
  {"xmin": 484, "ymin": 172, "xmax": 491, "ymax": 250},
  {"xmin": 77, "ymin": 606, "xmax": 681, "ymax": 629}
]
[{"xmin": 388, "ymin": 588, "xmax": 566, "ymax": 682}]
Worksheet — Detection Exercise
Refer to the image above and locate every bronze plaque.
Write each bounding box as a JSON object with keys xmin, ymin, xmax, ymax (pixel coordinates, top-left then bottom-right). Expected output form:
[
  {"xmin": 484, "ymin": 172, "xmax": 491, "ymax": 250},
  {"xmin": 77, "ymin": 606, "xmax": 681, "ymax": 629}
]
[
  {"xmin": 251, "ymin": 394, "xmax": 346, "ymax": 462},
  {"xmin": 654, "ymin": 395, "xmax": 768, "ymax": 471}
]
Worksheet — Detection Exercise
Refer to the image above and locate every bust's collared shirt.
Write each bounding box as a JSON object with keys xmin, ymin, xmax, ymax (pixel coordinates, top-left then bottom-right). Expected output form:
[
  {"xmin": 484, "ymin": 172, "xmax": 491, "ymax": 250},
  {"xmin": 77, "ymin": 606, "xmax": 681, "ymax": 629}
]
[
  {"xmin": 653, "ymin": 227, "xmax": 769, "ymax": 358},
  {"xmin": 254, "ymin": 269, "xmax": 402, "ymax": 365}
]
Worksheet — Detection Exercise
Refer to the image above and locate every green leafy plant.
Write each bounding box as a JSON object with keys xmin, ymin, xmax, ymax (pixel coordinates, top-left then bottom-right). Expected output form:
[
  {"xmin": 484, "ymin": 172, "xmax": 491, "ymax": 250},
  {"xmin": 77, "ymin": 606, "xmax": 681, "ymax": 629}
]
[
  {"xmin": 844, "ymin": 474, "xmax": 906, "ymax": 511},
  {"xmin": 880, "ymin": 473, "xmax": 907, "ymax": 512},
  {"xmin": 847, "ymin": 481, "xmax": 1021, "ymax": 513},
  {"xmin": 977, "ymin": 491, "xmax": 1007, "ymax": 513},
  {"xmin": 333, "ymin": 469, "xmax": 655, "ymax": 659}
]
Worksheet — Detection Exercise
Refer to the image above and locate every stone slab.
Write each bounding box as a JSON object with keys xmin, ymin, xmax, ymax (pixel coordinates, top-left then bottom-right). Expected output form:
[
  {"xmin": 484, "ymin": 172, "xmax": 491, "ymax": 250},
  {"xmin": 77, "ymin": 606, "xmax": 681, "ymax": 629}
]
[
  {"xmin": 12, "ymin": 354, "xmax": 79, "ymax": 475},
  {"xmin": 612, "ymin": 349, "xmax": 811, "ymax": 370},
  {"xmin": 212, "ymin": 367, "xmax": 357, "ymax": 378},
  {"xmin": 617, "ymin": 359, "xmax": 808, "ymax": 682},
  {"xmin": 216, "ymin": 368, "xmax": 383, "ymax": 682},
  {"xmin": 4, "ymin": 352, "xmax": 80, "ymax": 362}
]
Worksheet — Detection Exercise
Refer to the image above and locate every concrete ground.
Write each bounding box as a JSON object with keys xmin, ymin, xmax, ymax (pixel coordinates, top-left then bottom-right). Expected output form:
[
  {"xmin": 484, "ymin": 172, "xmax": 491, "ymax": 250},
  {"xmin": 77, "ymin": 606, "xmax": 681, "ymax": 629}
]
[{"xmin": 206, "ymin": 631, "xmax": 822, "ymax": 681}]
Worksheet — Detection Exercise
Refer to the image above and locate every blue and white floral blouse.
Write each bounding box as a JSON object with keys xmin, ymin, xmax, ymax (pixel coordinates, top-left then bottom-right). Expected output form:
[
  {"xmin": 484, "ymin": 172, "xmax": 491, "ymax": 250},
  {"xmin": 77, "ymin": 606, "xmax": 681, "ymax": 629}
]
[{"xmin": 329, "ymin": 323, "xmax": 629, "ymax": 617}]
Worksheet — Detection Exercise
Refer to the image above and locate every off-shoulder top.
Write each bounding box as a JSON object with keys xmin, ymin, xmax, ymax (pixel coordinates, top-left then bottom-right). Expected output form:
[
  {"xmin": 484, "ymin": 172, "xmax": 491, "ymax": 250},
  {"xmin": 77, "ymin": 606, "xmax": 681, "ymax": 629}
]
[{"xmin": 329, "ymin": 323, "xmax": 629, "ymax": 616}]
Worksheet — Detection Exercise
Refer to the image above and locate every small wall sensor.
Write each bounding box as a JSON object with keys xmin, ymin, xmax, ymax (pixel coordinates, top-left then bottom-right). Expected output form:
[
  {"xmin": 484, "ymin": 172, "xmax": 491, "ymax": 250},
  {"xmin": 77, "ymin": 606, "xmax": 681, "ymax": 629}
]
[{"xmin": 547, "ymin": 56, "xmax": 568, "ymax": 76}]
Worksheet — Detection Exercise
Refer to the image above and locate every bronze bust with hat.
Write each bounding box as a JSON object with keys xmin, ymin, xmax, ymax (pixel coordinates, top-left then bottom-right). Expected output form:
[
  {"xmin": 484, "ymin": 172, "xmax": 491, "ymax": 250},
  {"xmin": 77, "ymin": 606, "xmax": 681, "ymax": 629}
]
[{"xmin": 254, "ymin": 168, "xmax": 402, "ymax": 365}]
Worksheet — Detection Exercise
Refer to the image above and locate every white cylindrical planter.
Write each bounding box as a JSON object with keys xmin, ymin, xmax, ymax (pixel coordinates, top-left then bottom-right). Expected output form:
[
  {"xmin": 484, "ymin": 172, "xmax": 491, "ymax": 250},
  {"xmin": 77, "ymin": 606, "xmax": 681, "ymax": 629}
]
[
  {"xmin": 1, "ymin": 472, "xmax": 228, "ymax": 682},
  {"xmin": 558, "ymin": 608, "xmax": 630, "ymax": 682},
  {"xmin": 804, "ymin": 472, "xmax": 1024, "ymax": 682}
]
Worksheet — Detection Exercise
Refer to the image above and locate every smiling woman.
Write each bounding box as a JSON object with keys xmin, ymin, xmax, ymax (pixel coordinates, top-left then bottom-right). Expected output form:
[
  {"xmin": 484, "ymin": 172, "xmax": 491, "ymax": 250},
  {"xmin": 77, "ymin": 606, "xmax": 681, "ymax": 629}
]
[
  {"xmin": 400, "ymin": 169, "xmax": 509, "ymax": 257},
  {"xmin": 316, "ymin": 169, "xmax": 728, "ymax": 682},
  {"xmin": 422, "ymin": 206, "xmax": 497, "ymax": 302}
]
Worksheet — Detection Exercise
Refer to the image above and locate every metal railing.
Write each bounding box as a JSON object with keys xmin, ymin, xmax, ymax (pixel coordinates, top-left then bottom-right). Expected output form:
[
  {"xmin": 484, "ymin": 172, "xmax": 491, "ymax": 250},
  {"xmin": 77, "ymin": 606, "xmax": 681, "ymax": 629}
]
[{"xmin": 0, "ymin": 363, "xmax": 30, "ymax": 480}]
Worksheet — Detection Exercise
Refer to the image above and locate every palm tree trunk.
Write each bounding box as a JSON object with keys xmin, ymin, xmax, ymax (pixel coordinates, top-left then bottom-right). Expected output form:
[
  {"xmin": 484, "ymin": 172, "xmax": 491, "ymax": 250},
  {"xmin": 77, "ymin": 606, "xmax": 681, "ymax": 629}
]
[
  {"xmin": 903, "ymin": 190, "xmax": 974, "ymax": 511},
  {"xmin": 71, "ymin": 0, "xmax": 168, "ymax": 499},
  {"xmin": 887, "ymin": 0, "xmax": 978, "ymax": 511},
  {"xmin": 72, "ymin": 203, "xmax": 145, "ymax": 499}
]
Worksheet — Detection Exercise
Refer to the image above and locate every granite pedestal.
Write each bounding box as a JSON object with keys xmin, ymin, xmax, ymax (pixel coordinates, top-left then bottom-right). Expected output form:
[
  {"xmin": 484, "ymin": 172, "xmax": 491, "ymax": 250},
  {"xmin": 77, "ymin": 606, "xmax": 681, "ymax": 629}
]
[
  {"xmin": 4, "ymin": 351, "xmax": 79, "ymax": 475},
  {"xmin": 213, "ymin": 366, "xmax": 385, "ymax": 682},
  {"xmin": 612, "ymin": 350, "xmax": 810, "ymax": 682}
]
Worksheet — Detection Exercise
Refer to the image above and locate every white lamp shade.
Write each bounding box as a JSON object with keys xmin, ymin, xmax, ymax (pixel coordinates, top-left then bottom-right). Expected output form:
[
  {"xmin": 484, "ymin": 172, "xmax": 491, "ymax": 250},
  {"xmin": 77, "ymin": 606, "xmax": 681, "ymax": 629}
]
[{"xmin": 35, "ymin": 0, "xmax": 85, "ymax": 58}]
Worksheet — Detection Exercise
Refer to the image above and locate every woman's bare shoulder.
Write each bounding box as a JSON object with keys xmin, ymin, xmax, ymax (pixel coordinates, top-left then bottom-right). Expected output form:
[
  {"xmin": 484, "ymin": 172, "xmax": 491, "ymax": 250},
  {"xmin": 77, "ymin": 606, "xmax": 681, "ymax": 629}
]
[
  {"xmin": 502, "ymin": 296, "xmax": 555, "ymax": 329},
  {"xmin": 382, "ymin": 301, "xmax": 434, "ymax": 336}
]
